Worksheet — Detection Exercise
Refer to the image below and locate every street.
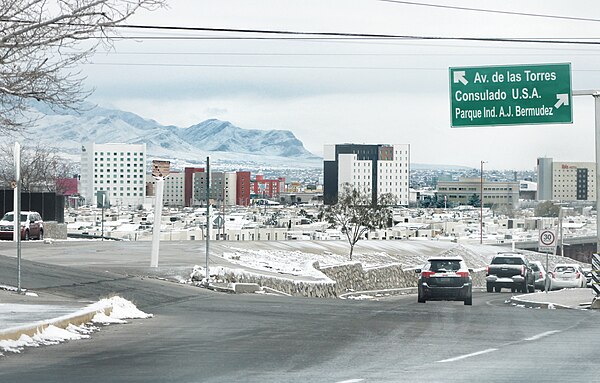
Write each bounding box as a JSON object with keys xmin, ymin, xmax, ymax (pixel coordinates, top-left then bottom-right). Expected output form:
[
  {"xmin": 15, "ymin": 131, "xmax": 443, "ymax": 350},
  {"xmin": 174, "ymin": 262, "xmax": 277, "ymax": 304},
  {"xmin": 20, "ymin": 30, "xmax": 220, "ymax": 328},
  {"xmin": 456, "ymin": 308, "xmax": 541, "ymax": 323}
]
[{"xmin": 1, "ymin": 252, "xmax": 598, "ymax": 382}]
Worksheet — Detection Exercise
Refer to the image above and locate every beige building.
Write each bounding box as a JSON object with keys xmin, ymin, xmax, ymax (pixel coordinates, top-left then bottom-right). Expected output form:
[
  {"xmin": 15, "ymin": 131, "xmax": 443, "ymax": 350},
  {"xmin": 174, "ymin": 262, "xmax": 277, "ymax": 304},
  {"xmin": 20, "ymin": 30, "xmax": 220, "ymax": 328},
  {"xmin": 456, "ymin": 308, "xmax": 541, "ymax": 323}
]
[{"xmin": 437, "ymin": 178, "xmax": 520, "ymax": 208}]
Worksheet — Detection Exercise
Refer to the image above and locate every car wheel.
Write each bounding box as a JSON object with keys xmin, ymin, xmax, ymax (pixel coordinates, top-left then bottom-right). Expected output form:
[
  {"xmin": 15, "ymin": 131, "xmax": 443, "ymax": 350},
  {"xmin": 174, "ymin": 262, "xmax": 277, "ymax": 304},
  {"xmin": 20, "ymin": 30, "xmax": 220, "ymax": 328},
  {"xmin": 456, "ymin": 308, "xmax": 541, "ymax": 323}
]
[
  {"xmin": 417, "ymin": 286, "xmax": 426, "ymax": 303},
  {"xmin": 511, "ymin": 287, "xmax": 516, "ymax": 293},
  {"xmin": 486, "ymin": 283, "xmax": 493, "ymax": 293},
  {"xmin": 38, "ymin": 230, "xmax": 44, "ymax": 240},
  {"xmin": 24, "ymin": 230, "xmax": 29, "ymax": 241},
  {"xmin": 528, "ymin": 283, "xmax": 535, "ymax": 293},
  {"xmin": 494, "ymin": 286, "xmax": 501, "ymax": 293},
  {"xmin": 464, "ymin": 295, "xmax": 472, "ymax": 305}
]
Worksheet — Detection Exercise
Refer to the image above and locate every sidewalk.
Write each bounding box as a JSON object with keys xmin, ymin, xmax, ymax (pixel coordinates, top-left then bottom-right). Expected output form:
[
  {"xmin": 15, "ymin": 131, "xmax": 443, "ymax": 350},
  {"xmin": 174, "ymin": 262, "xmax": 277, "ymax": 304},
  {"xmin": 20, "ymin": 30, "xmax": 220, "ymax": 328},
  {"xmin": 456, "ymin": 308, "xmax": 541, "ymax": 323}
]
[
  {"xmin": 0, "ymin": 289, "xmax": 107, "ymax": 342},
  {"xmin": 510, "ymin": 288, "xmax": 596, "ymax": 309}
]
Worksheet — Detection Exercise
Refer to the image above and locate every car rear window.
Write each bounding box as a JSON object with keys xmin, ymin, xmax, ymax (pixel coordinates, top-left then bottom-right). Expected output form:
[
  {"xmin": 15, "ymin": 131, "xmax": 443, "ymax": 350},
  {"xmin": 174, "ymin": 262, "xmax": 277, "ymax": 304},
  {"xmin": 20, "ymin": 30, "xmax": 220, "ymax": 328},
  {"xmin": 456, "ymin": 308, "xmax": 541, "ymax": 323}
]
[
  {"xmin": 429, "ymin": 260, "xmax": 461, "ymax": 272},
  {"xmin": 491, "ymin": 257, "xmax": 525, "ymax": 265},
  {"xmin": 555, "ymin": 266, "xmax": 576, "ymax": 273},
  {"xmin": 530, "ymin": 264, "xmax": 539, "ymax": 271}
]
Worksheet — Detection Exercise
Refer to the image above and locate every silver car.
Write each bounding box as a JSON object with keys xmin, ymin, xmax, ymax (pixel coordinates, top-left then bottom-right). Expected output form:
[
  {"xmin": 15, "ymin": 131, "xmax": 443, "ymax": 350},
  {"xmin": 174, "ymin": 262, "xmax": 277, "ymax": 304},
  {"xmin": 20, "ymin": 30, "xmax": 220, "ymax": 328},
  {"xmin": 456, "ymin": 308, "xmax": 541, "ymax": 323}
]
[
  {"xmin": 548, "ymin": 263, "xmax": 587, "ymax": 290},
  {"xmin": 529, "ymin": 261, "xmax": 548, "ymax": 291}
]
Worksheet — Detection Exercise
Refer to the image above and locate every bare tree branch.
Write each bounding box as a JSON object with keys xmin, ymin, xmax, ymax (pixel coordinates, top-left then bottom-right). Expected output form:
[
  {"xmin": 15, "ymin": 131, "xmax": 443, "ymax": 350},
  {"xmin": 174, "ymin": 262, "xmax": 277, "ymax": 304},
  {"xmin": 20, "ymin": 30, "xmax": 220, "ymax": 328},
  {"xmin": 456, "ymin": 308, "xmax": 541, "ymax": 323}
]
[
  {"xmin": 0, "ymin": 142, "xmax": 75, "ymax": 192},
  {"xmin": 0, "ymin": 0, "xmax": 166, "ymax": 134}
]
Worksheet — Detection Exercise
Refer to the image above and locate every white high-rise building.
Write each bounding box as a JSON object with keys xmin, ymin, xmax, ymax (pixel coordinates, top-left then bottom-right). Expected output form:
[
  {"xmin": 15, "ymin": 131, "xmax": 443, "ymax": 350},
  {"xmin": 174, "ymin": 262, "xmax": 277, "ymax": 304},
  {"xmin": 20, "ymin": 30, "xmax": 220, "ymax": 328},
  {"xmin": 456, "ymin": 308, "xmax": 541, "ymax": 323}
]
[
  {"xmin": 323, "ymin": 143, "xmax": 410, "ymax": 205},
  {"xmin": 80, "ymin": 143, "xmax": 147, "ymax": 207},
  {"xmin": 537, "ymin": 157, "xmax": 596, "ymax": 201}
]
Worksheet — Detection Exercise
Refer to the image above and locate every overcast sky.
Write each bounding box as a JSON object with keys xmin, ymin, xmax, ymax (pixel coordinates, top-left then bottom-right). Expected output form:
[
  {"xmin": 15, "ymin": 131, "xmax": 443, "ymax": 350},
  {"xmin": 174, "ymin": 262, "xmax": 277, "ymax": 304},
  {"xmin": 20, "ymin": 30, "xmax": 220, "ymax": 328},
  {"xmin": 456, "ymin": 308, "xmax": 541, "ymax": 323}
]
[{"xmin": 81, "ymin": 0, "xmax": 600, "ymax": 170}]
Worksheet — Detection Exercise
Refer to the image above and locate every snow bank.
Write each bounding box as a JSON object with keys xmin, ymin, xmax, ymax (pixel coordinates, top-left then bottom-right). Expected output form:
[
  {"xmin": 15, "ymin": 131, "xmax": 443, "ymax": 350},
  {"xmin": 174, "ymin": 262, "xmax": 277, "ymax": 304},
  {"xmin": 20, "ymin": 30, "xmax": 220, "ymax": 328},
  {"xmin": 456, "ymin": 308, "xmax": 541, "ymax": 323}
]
[{"xmin": 0, "ymin": 296, "xmax": 152, "ymax": 356}]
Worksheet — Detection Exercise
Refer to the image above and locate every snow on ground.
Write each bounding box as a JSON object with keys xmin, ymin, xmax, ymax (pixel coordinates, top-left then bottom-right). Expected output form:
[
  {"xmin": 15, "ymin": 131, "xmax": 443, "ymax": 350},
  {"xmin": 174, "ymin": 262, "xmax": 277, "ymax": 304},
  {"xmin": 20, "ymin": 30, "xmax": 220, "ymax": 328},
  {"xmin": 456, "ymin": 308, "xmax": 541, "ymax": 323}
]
[
  {"xmin": 217, "ymin": 242, "xmax": 501, "ymax": 278},
  {"xmin": 213, "ymin": 241, "xmax": 585, "ymax": 279},
  {"xmin": 0, "ymin": 296, "xmax": 152, "ymax": 356}
]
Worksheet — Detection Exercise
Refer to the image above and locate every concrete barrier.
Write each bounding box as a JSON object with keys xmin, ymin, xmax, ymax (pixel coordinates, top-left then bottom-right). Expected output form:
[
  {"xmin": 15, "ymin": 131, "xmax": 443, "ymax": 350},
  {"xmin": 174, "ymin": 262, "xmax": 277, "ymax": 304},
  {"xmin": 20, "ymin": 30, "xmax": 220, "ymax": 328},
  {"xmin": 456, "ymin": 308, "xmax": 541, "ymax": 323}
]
[{"xmin": 0, "ymin": 305, "xmax": 112, "ymax": 342}]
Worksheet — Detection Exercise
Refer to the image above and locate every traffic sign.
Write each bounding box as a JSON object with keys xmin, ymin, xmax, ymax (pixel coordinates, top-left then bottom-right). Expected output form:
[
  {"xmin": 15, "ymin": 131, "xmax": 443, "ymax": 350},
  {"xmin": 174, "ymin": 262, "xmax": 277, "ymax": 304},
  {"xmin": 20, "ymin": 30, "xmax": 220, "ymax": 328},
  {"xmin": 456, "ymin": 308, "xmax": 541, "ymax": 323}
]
[
  {"xmin": 538, "ymin": 229, "xmax": 557, "ymax": 252},
  {"xmin": 450, "ymin": 63, "xmax": 572, "ymax": 127}
]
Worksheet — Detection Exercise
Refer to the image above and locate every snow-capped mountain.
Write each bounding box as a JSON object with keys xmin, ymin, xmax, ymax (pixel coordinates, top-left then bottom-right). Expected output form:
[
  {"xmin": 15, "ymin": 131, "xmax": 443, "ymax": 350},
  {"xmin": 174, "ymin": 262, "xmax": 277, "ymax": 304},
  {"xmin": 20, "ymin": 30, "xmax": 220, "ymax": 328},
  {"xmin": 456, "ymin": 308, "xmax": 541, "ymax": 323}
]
[{"xmin": 27, "ymin": 102, "xmax": 319, "ymax": 166}]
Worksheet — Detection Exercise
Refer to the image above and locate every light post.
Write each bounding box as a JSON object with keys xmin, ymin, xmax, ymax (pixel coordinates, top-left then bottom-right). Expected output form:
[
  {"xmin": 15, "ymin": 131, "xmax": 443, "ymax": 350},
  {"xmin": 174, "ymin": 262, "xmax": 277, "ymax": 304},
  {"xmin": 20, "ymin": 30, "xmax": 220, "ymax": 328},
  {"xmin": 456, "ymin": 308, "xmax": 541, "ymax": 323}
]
[{"xmin": 480, "ymin": 160, "xmax": 487, "ymax": 244}]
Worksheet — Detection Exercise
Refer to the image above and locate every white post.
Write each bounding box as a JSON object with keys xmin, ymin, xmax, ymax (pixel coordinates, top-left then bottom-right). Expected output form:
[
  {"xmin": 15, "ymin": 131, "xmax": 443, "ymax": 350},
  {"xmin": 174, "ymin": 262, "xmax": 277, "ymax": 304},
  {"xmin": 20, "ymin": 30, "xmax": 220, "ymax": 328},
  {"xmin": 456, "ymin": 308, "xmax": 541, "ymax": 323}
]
[
  {"xmin": 150, "ymin": 177, "xmax": 164, "ymax": 267},
  {"xmin": 14, "ymin": 142, "xmax": 21, "ymax": 293}
]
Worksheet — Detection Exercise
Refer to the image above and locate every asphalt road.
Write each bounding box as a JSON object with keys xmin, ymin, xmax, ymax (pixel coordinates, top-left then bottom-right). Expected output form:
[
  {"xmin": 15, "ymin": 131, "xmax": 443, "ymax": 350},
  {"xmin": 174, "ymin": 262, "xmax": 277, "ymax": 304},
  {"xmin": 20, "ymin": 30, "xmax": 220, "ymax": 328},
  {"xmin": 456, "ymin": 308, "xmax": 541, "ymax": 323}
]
[{"xmin": 1, "ymin": 254, "xmax": 599, "ymax": 382}]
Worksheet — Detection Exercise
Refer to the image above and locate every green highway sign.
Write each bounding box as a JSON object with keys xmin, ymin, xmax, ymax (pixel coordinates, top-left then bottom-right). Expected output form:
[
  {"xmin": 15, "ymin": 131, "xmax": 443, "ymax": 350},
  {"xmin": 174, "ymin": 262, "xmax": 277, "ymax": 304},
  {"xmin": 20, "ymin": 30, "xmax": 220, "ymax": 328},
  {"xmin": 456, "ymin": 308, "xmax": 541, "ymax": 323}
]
[{"xmin": 450, "ymin": 63, "xmax": 572, "ymax": 127}]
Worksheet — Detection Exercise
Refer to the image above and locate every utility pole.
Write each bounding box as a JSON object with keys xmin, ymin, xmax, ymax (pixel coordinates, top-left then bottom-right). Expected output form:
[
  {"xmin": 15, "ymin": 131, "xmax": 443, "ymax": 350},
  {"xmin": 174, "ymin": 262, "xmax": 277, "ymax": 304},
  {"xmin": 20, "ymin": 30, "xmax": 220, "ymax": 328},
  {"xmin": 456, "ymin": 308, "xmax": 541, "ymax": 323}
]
[
  {"xmin": 480, "ymin": 160, "xmax": 487, "ymax": 245},
  {"xmin": 205, "ymin": 156, "xmax": 210, "ymax": 282},
  {"xmin": 14, "ymin": 142, "xmax": 22, "ymax": 293}
]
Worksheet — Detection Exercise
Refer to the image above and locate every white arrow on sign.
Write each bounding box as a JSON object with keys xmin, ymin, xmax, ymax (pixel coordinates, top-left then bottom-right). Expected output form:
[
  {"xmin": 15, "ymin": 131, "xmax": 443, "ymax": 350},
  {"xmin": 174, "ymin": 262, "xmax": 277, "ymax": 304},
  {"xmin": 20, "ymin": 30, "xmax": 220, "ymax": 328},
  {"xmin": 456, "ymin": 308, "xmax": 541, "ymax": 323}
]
[
  {"xmin": 554, "ymin": 93, "xmax": 569, "ymax": 109},
  {"xmin": 453, "ymin": 71, "xmax": 468, "ymax": 85}
]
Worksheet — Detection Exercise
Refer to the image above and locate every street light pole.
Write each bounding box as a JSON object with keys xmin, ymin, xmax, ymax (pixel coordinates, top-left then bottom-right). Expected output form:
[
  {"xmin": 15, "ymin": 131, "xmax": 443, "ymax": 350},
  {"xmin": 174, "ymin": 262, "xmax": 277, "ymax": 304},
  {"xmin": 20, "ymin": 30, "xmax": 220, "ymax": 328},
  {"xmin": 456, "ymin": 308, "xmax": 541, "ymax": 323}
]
[{"xmin": 480, "ymin": 160, "xmax": 487, "ymax": 244}]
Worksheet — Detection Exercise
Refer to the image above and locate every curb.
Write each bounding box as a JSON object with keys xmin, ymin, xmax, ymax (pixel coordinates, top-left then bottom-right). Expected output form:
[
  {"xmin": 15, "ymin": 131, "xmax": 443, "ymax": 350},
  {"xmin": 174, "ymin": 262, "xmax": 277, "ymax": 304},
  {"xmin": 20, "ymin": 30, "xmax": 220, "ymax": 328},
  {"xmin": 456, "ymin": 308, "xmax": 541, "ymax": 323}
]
[
  {"xmin": 0, "ymin": 304, "xmax": 112, "ymax": 342},
  {"xmin": 509, "ymin": 295, "xmax": 572, "ymax": 310}
]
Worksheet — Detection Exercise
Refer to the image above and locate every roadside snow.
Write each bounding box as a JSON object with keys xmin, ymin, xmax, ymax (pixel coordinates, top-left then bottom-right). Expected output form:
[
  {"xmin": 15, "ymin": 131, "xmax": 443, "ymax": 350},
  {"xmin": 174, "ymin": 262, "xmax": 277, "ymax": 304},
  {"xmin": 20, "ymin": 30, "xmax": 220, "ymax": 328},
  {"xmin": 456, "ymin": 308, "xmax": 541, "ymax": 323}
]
[{"xmin": 0, "ymin": 296, "xmax": 152, "ymax": 356}]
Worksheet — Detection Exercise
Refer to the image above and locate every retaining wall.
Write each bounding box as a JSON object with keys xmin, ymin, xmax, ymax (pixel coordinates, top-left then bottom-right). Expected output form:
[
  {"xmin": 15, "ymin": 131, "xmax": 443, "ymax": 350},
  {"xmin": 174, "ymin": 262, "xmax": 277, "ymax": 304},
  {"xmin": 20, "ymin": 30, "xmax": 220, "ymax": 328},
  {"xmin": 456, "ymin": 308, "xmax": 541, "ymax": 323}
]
[{"xmin": 196, "ymin": 261, "xmax": 487, "ymax": 298}]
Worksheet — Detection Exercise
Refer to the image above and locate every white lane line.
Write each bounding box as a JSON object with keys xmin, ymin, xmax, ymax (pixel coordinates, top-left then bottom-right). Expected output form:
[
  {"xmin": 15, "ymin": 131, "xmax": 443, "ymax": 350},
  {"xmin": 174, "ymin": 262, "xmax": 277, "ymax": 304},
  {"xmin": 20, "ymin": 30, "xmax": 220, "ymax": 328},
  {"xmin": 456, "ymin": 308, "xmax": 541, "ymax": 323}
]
[
  {"xmin": 524, "ymin": 330, "xmax": 561, "ymax": 341},
  {"xmin": 436, "ymin": 348, "xmax": 498, "ymax": 363},
  {"xmin": 335, "ymin": 380, "xmax": 364, "ymax": 383}
]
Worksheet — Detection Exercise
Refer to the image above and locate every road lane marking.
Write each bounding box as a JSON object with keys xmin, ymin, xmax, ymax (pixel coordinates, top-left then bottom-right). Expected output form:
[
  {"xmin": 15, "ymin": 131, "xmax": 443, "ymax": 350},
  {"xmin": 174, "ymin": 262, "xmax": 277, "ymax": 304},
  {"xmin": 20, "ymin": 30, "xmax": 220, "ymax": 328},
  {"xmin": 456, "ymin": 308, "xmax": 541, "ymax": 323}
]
[
  {"xmin": 436, "ymin": 348, "xmax": 498, "ymax": 363},
  {"xmin": 524, "ymin": 330, "xmax": 561, "ymax": 341},
  {"xmin": 335, "ymin": 380, "xmax": 364, "ymax": 383}
]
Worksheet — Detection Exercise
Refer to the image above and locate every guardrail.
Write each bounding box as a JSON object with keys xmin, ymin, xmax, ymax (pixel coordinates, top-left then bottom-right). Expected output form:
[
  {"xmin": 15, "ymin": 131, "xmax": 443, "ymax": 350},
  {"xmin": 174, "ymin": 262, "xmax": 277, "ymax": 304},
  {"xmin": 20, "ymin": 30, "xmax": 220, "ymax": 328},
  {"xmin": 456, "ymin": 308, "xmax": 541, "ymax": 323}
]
[{"xmin": 592, "ymin": 253, "xmax": 600, "ymax": 296}]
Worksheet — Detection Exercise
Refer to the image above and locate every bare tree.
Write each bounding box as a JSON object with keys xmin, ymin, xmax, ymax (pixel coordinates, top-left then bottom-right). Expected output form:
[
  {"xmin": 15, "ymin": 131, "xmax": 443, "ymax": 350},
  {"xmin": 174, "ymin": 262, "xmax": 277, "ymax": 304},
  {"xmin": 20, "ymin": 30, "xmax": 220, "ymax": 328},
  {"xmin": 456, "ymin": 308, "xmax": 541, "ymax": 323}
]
[
  {"xmin": 322, "ymin": 185, "xmax": 397, "ymax": 260},
  {"xmin": 0, "ymin": 143, "xmax": 75, "ymax": 192},
  {"xmin": 0, "ymin": 0, "xmax": 165, "ymax": 134}
]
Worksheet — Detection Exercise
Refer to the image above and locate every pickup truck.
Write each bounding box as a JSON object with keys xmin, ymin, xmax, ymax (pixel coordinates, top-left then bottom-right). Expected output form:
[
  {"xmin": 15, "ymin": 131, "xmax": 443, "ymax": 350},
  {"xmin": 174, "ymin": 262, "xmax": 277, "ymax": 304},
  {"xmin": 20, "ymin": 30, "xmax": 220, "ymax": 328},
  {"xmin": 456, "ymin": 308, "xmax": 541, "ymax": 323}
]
[{"xmin": 486, "ymin": 253, "xmax": 535, "ymax": 293}]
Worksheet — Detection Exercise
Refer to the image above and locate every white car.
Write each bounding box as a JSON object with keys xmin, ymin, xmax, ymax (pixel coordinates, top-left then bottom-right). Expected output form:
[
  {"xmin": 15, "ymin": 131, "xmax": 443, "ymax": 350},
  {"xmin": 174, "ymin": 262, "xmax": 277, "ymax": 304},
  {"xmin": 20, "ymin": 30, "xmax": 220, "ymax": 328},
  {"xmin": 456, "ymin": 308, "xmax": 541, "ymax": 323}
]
[{"xmin": 548, "ymin": 263, "xmax": 587, "ymax": 290}]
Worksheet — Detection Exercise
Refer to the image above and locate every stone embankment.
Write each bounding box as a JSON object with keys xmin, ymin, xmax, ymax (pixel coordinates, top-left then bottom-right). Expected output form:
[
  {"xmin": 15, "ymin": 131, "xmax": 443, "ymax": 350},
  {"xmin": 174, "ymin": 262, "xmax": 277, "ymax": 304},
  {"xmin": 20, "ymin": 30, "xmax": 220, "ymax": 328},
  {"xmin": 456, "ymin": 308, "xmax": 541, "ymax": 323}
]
[{"xmin": 193, "ymin": 261, "xmax": 486, "ymax": 298}]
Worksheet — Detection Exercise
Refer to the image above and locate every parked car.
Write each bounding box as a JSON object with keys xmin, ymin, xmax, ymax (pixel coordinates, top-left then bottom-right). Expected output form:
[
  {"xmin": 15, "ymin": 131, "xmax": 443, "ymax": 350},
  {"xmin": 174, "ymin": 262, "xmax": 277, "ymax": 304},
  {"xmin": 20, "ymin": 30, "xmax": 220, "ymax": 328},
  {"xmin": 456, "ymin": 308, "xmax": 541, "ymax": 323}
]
[
  {"xmin": 529, "ymin": 261, "xmax": 548, "ymax": 291},
  {"xmin": 0, "ymin": 211, "xmax": 44, "ymax": 240},
  {"xmin": 415, "ymin": 257, "xmax": 473, "ymax": 305},
  {"xmin": 582, "ymin": 268, "xmax": 593, "ymax": 288},
  {"xmin": 548, "ymin": 264, "xmax": 587, "ymax": 290}
]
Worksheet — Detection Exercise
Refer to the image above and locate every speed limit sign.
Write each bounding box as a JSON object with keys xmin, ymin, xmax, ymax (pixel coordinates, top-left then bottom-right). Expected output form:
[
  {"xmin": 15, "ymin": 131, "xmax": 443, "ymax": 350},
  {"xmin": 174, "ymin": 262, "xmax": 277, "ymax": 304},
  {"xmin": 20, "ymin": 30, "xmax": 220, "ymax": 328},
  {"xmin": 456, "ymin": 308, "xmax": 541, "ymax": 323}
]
[{"xmin": 538, "ymin": 229, "xmax": 557, "ymax": 252}]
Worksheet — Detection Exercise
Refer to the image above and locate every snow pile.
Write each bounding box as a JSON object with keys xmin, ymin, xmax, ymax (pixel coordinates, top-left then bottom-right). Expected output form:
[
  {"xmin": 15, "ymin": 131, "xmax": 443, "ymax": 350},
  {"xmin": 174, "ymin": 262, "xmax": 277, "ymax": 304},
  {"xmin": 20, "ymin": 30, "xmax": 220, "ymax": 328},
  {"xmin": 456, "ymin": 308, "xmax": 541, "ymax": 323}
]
[
  {"xmin": 95, "ymin": 296, "xmax": 153, "ymax": 321},
  {"xmin": 0, "ymin": 296, "xmax": 152, "ymax": 356}
]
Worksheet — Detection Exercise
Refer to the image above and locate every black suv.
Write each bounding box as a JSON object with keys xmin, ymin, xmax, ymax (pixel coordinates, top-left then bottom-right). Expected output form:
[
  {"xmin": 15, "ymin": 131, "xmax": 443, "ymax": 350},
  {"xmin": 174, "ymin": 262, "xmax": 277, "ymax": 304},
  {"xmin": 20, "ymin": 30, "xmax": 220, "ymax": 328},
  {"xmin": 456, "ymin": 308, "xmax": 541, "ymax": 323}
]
[{"xmin": 415, "ymin": 257, "xmax": 473, "ymax": 305}]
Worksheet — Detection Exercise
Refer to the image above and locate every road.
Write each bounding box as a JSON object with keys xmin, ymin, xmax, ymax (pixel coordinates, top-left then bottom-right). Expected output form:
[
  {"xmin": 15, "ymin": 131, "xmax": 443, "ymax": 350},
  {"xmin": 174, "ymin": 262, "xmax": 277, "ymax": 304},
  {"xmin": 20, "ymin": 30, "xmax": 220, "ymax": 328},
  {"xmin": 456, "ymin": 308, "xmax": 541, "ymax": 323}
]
[{"xmin": 1, "ymin": 253, "xmax": 599, "ymax": 382}]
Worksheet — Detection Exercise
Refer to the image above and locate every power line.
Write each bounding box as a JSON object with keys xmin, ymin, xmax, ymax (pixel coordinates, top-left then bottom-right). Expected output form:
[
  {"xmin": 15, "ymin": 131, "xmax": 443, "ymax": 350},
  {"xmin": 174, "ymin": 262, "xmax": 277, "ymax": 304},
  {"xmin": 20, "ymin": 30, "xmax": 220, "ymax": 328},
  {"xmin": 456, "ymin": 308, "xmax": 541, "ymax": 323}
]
[
  {"xmin": 374, "ymin": 0, "xmax": 600, "ymax": 23},
  {"xmin": 86, "ymin": 62, "xmax": 600, "ymax": 71},
  {"xmin": 101, "ymin": 51, "xmax": 600, "ymax": 57},
  {"xmin": 112, "ymin": 32, "xmax": 600, "ymax": 45}
]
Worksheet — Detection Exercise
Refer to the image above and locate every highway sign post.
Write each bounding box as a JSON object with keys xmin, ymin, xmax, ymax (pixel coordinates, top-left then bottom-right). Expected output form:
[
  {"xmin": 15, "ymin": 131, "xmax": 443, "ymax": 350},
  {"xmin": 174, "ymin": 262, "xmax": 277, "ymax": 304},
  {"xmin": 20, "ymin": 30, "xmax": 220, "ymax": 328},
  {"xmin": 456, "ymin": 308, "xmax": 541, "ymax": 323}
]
[{"xmin": 450, "ymin": 63, "xmax": 572, "ymax": 127}]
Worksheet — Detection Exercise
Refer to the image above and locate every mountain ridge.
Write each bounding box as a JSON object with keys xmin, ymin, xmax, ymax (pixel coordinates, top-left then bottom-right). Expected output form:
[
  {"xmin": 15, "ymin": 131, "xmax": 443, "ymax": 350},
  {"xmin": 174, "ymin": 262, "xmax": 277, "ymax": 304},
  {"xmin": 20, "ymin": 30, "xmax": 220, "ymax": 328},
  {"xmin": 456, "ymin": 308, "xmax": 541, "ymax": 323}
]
[{"xmin": 28, "ymin": 102, "xmax": 320, "ymax": 164}]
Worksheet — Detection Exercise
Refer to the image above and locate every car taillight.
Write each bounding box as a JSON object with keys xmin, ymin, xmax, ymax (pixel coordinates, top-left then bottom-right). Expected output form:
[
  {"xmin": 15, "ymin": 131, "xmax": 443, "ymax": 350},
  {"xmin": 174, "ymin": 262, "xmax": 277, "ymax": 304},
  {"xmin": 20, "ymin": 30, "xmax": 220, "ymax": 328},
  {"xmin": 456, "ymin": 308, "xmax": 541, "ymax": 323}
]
[
  {"xmin": 576, "ymin": 272, "xmax": 581, "ymax": 279},
  {"xmin": 486, "ymin": 265, "xmax": 490, "ymax": 276},
  {"xmin": 521, "ymin": 265, "xmax": 525, "ymax": 276},
  {"xmin": 550, "ymin": 272, "xmax": 555, "ymax": 279},
  {"xmin": 421, "ymin": 271, "xmax": 436, "ymax": 278},
  {"xmin": 539, "ymin": 271, "xmax": 543, "ymax": 279},
  {"xmin": 456, "ymin": 271, "xmax": 470, "ymax": 278}
]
